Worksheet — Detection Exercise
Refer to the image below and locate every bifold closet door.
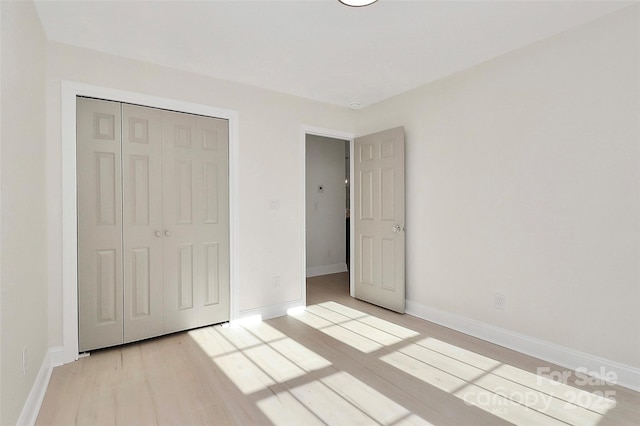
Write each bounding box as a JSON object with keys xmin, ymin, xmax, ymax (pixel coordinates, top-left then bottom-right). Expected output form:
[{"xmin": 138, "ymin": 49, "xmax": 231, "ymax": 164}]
[
  {"xmin": 122, "ymin": 104, "xmax": 164, "ymax": 343},
  {"xmin": 77, "ymin": 98, "xmax": 124, "ymax": 352},
  {"xmin": 162, "ymin": 111, "xmax": 230, "ymax": 333},
  {"xmin": 78, "ymin": 98, "xmax": 230, "ymax": 352}
]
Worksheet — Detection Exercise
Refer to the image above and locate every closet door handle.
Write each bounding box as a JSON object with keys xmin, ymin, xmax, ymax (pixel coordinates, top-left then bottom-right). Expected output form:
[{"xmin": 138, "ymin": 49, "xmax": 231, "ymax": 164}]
[
  {"xmin": 164, "ymin": 230, "xmax": 171, "ymax": 237},
  {"xmin": 155, "ymin": 231, "xmax": 162, "ymax": 238}
]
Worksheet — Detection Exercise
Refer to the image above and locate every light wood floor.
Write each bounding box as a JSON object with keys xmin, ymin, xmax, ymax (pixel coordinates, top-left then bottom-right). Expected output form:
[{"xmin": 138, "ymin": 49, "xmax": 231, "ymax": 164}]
[{"xmin": 37, "ymin": 272, "xmax": 639, "ymax": 425}]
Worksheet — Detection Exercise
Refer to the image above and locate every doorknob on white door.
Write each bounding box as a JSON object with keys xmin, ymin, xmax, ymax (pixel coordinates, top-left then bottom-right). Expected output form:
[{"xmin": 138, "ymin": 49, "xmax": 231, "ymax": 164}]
[
  {"xmin": 164, "ymin": 230, "xmax": 171, "ymax": 237},
  {"xmin": 155, "ymin": 231, "xmax": 162, "ymax": 237},
  {"xmin": 392, "ymin": 225, "xmax": 405, "ymax": 233}
]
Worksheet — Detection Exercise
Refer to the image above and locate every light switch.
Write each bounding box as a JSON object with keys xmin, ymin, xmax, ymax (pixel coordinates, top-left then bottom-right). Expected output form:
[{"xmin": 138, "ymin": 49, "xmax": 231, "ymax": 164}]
[{"xmin": 269, "ymin": 199, "xmax": 280, "ymax": 210}]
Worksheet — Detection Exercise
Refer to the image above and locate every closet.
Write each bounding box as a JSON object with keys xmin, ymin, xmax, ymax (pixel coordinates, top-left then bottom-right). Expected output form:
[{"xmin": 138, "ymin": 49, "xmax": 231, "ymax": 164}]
[{"xmin": 77, "ymin": 97, "xmax": 230, "ymax": 352}]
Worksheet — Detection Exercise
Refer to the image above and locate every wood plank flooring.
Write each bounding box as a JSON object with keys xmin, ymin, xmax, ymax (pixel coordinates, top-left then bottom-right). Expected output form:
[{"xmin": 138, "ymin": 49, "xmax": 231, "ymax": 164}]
[{"xmin": 36, "ymin": 272, "xmax": 639, "ymax": 425}]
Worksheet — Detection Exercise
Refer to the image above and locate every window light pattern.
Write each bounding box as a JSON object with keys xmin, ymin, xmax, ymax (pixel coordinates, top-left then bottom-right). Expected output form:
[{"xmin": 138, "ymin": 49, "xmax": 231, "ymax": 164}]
[{"xmin": 189, "ymin": 302, "xmax": 617, "ymax": 426}]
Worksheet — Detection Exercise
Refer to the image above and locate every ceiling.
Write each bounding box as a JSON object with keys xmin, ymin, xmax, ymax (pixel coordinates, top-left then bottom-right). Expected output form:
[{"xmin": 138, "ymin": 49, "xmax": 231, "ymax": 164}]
[{"xmin": 34, "ymin": 0, "xmax": 633, "ymax": 108}]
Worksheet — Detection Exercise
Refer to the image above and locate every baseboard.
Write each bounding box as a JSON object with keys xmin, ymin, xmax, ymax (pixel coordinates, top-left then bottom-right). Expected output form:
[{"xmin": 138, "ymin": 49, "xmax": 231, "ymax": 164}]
[
  {"xmin": 16, "ymin": 347, "xmax": 60, "ymax": 426},
  {"xmin": 306, "ymin": 263, "xmax": 348, "ymax": 278},
  {"xmin": 48, "ymin": 346, "xmax": 65, "ymax": 368},
  {"xmin": 406, "ymin": 300, "xmax": 640, "ymax": 392},
  {"xmin": 234, "ymin": 299, "xmax": 305, "ymax": 324}
]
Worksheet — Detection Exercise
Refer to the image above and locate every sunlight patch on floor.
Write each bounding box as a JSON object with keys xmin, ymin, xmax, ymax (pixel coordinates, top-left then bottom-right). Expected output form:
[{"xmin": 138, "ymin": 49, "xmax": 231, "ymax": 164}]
[
  {"xmin": 257, "ymin": 371, "xmax": 432, "ymax": 426},
  {"xmin": 213, "ymin": 351, "xmax": 276, "ymax": 394},
  {"xmin": 256, "ymin": 391, "xmax": 326, "ymax": 426},
  {"xmin": 191, "ymin": 302, "xmax": 616, "ymax": 425},
  {"xmin": 382, "ymin": 349, "xmax": 468, "ymax": 393},
  {"xmin": 381, "ymin": 337, "xmax": 616, "ymax": 426},
  {"xmin": 243, "ymin": 344, "xmax": 307, "ymax": 383},
  {"xmin": 289, "ymin": 301, "xmax": 419, "ymax": 353},
  {"xmin": 188, "ymin": 322, "xmax": 331, "ymax": 395},
  {"xmin": 491, "ymin": 363, "xmax": 617, "ymax": 415},
  {"xmin": 322, "ymin": 325, "xmax": 384, "ymax": 353},
  {"xmin": 190, "ymin": 310, "xmax": 429, "ymax": 424}
]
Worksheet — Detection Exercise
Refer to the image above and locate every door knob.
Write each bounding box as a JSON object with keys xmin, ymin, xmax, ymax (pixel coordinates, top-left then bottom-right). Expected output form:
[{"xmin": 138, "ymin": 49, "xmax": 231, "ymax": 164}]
[
  {"xmin": 155, "ymin": 231, "xmax": 162, "ymax": 237},
  {"xmin": 164, "ymin": 230, "xmax": 171, "ymax": 237},
  {"xmin": 392, "ymin": 225, "xmax": 404, "ymax": 233}
]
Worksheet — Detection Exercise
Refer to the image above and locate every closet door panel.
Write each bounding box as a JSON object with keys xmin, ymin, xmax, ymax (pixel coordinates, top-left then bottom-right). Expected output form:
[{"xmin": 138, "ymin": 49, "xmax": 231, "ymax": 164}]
[
  {"xmin": 122, "ymin": 104, "xmax": 164, "ymax": 343},
  {"xmin": 77, "ymin": 97, "xmax": 124, "ymax": 352},
  {"xmin": 162, "ymin": 111, "xmax": 230, "ymax": 332},
  {"xmin": 197, "ymin": 115, "xmax": 230, "ymax": 326},
  {"xmin": 162, "ymin": 111, "xmax": 200, "ymax": 332}
]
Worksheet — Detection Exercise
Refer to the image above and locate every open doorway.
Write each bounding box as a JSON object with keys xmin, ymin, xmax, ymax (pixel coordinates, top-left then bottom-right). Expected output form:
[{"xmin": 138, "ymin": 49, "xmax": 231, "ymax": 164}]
[{"xmin": 305, "ymin": 134, "xmax": 351, "ymax": 300}]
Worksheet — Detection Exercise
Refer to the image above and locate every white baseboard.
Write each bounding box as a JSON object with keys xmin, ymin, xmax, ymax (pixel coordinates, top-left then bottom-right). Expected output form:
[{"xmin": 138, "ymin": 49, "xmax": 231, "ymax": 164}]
[
  {"xmin": 306, "ymin": 263, "xmax": 348, "ymax": 278},
  {"xmin": 17, "ymin": 347, "xmax": 61, "ymax": 426},
  {"xmin": 406, "ymin": 300, "xmax": 640, "ymax": 392},
  {"xmin": 234, "ymin": 299, "xmax": 305, "ymax": 324},
  {"xmin": 48, "ymin": 346, "xmax": 65, "ymax": 368}
]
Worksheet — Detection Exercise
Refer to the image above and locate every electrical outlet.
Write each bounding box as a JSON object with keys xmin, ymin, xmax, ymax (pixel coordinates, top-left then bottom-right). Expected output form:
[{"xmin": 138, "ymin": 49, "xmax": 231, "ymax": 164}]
[
  {"xmin": 494, "ymin": 293, "xmax": 506, "ymax": 311},
  {"xmin": 22, "ymin": 347, "xmax": 28, "ymax": 375},
  {"xmin": 273, "ymin": 276, "xmax": 281, "ymax": 288}
]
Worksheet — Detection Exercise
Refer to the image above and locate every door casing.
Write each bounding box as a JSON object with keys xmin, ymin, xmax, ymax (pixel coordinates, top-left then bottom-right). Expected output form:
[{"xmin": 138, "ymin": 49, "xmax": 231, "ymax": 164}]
[
  {"xmin": 301, "ymin": 126, "xmax": 356, "ymax": 302},
  {"xmin": 58, "ymin": 81, "xmax": 239, "ymax": 364}
]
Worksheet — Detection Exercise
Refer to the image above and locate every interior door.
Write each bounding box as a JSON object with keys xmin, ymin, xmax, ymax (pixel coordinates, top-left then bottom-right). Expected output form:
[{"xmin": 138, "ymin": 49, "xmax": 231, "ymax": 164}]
[
  {"xmin": 122, "ymin": 104, "xmax": 164, "ymax": 343},
  {"xmin": 353, "ymin": 127, "xmax": 405, "ymax": 313},
  {"xmin": 162, "ymin": 110, "xmax": 230, "ymax": 333},
  {"xmin": 77, "ymin": 97, "xmax": 124, "ymax": 351}
]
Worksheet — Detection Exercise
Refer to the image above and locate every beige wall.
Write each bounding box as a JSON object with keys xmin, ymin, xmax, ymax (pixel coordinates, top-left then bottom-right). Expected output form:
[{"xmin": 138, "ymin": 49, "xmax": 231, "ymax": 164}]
[
  {"xmin": 357, "ymin": 6, "xmax": 640, "ymax": 368},
  {"xmin": 1, "ymin": 1, "xmax": 48, "ymax": 424},
  {"xmin": 45, "ymin": 42, "xmax": 357, "ymax": 348}
]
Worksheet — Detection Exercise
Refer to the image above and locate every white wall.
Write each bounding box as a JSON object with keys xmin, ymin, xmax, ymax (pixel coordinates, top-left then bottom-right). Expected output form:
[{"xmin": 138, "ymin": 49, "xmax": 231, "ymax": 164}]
[
  {"xmin": 0, "ymin": 1, "xmax": 48, "ymax": 424},
  {"xmin": 45, "ymin": 42, "xmax": 357, "ymax": 348},
  {"xmin": 306, "ymin": 135, "xmax": 347, "ymax": 276},
  {"xmin": 357, "ymin": 7, "xmax": 640, "ymax": 369}
]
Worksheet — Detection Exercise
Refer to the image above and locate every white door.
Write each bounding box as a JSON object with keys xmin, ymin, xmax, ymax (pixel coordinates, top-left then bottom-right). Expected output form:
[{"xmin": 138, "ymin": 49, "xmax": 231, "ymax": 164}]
[
  {"xmin": 122, "ymin": 104, "xmax": 164, "ymax": 343},
  {"xmin": 78, "ymin": 98, "xmax": 230, "ymax": 351},
  {"xmin": 77, "ymin": 97, "xmax": 124, "ymax": 351},
  {"xmin": 161, "ymin": 110, "xmax": 230, "ymax": 334},
  {"xmin": 353, "ymin": 127, "xmax": 405, "ymax": 313}
]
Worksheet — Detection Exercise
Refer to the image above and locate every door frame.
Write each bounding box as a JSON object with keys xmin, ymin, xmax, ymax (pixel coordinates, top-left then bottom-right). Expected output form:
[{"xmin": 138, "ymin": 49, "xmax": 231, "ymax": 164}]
[
  {"xmin": 301, "ymin": 126, "xmax": 356, "ymax": 301},
  {"xmin": 59, "ymin": 81, "xmax": 239, "ymax": 364}
]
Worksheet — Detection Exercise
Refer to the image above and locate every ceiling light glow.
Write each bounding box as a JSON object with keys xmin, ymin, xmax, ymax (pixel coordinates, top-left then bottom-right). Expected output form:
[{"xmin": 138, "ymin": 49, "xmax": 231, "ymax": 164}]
[{"xmin": 339, "ymin": 0, "xmax": 379, "ymax": 7}]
